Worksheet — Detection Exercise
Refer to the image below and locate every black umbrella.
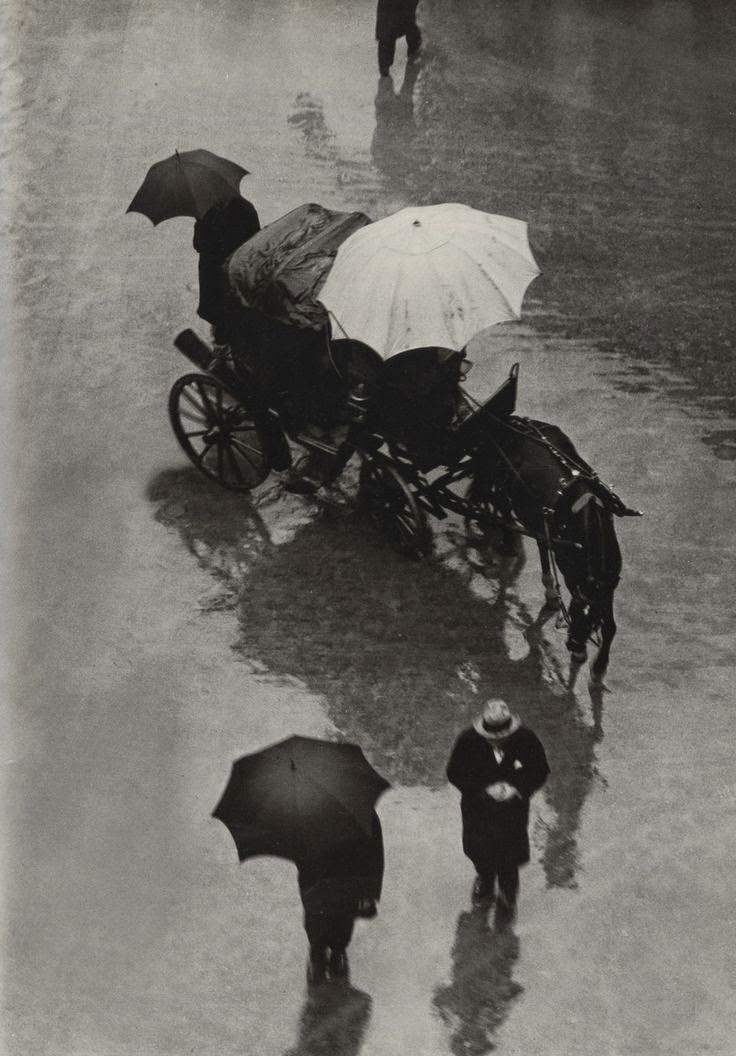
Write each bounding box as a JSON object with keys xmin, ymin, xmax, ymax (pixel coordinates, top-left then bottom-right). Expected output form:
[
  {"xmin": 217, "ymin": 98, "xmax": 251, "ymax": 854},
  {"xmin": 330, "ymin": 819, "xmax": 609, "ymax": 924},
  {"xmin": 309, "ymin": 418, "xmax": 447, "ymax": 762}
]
[
  {"xmin": 126, "ymin": 149, "xmax": 249, "ymax": 225},
  {"xmin": 212, "ymin": 736, "xmax": 390, "ymax": 863}
]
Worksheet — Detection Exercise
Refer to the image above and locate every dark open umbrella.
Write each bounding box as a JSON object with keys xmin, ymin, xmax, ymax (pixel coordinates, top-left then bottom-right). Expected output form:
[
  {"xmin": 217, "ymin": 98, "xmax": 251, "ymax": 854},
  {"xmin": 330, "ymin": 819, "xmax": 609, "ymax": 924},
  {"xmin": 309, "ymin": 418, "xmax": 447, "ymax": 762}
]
[
  {"xmin": 212, "ymin": 736, "xmax": 390, "ymax": 863},
  {"xmin": 126, "ymin": 149, "xmax": 249, "ymax": 225}
]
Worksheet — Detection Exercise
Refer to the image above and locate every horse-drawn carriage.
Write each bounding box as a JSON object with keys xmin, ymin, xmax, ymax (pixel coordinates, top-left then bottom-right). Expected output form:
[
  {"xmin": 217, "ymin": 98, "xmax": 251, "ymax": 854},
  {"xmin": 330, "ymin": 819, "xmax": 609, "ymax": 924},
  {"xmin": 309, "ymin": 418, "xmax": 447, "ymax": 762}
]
[{"xmin": 168, "ymin": 202, "xmax": 640, "ymax": 682}]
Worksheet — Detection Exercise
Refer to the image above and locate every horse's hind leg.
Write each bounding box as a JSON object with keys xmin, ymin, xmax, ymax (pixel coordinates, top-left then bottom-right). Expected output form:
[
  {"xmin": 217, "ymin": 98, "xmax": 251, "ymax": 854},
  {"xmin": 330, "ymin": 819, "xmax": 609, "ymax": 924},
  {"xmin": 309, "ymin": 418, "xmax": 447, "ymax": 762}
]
[
  {"xmin": 536, "ymin": 540, "xmax": 561, "ymax": 610},
  {"xmin": 590, "ymin": 593, "xmax": 616, "ymax": 686}
]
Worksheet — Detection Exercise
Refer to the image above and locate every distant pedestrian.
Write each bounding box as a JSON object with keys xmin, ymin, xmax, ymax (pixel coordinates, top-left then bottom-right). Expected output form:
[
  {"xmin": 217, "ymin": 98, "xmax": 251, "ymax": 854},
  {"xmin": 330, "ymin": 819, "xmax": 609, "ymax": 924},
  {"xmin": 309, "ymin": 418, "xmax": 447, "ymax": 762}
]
[
  {"xmin": 296, "ymin": 813, "xmax": 384, "ymax": 984},
  {"xmin": 375, "ymin": 0, "xmax": 422, "ymax": 78},
  {"xmin": 446, "ymin": 700, "xmax": 549, "ymax": 914},
  {"xmin": 193, "ymin": 193, "xmax": 260, "ymax": 341}
]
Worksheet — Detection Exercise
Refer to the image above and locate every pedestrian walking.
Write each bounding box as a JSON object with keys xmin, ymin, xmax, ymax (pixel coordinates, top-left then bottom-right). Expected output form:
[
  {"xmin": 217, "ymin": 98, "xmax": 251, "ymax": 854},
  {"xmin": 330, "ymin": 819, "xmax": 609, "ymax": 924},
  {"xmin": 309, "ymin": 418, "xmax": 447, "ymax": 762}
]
[
  {"xmin": 296, "ymin": 812, "xmax": 384, "ymax": 985},
  {"xmin": 375, "ymin": 0, "xmax": 422, "ymax": 78},
  {"xmin": 193, "ymin": 192, "xmax": 260, "ymax": 341},
  {"xmin": 446, "ymin": 700, "xmax": 549, "ymax": 914}
]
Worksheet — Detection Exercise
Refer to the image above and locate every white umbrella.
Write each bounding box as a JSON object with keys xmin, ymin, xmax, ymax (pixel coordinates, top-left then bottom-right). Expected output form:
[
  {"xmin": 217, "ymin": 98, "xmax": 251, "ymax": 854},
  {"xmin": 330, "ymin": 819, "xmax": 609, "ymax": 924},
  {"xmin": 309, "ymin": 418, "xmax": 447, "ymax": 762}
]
[{"xmin": 317, "ymin": 203, "xmax": 540, "ymax": 358}]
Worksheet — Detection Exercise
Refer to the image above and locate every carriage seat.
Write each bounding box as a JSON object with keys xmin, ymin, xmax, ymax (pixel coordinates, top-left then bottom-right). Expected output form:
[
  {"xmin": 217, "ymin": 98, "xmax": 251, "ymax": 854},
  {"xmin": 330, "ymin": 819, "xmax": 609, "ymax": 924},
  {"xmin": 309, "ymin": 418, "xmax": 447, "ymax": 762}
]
[
  {"xmin": 362, "ymin": 347, "xmax": 469, "ymax": 470},
  {"xmin": 371, "ymin": 348, "xmax": 465, "ymax": 430},
  {"xmin": 452, "ymin": 363, "xmax": 519, "ymax": 447}
]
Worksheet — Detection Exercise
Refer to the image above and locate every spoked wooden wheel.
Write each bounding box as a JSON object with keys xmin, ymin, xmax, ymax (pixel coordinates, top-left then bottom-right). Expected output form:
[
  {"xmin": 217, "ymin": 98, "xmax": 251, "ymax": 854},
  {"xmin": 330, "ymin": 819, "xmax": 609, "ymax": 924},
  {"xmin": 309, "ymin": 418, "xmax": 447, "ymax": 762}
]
[
  {"xmin": 169, "ymin": 373, "xmax": 271, "ymax": 492},
  {"xmin": 358, "ymin": 459, "xmax": 432, "ymax": 558}
]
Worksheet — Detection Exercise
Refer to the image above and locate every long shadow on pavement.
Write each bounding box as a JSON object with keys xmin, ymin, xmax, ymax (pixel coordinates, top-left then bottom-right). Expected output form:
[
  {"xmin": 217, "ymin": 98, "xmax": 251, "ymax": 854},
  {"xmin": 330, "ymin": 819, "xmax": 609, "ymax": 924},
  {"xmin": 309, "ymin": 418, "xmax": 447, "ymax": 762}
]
[
  {"xmin": 283, "ymin": 982, "xmax": 372, "ymax": 1056},
  {"xmin": 433, "ymin": 904, "xmax": 521, "ymax": 1056},
  {"xmin": 148, "ymin": 467, "xmax": 602, "ymax": 888}
]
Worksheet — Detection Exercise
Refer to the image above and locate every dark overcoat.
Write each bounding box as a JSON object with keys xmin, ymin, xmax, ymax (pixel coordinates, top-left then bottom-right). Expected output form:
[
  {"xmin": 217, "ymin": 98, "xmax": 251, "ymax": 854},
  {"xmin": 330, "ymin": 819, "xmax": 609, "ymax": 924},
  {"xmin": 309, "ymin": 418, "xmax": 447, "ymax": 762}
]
[
  {"xmin": 446, "ymin": 726, "xmax": 549, "ymax": 865},
  {"xmin": 297, "ymin": 814, "xmax": 384, "ymax": 916},
  {"xmin": 375, "ymin": 0, "xmax": 420, "ymax": 41},
  {"xmin": 194, "ymin": 196, "xmax": 260, "ymax": 325}
]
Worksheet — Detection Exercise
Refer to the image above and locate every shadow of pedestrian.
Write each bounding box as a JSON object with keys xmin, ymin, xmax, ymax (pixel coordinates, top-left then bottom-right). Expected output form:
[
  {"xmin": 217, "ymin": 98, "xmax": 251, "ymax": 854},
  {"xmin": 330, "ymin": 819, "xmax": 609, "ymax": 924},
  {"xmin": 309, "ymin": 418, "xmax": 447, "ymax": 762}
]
[
  {"xmin": 148, "ymin": 467, "xmax": 601, "ymax": 887},
  {"xmin": 283, "ymin": 982, "xmax": 372, "ymax": 1056},
  {"xmin": 433, "ymin": 904, "xmax": 522, "ymax": 1056},
  {"xmin": 371, "ymin": 63, "xmax": 420, "ymax": 191}
]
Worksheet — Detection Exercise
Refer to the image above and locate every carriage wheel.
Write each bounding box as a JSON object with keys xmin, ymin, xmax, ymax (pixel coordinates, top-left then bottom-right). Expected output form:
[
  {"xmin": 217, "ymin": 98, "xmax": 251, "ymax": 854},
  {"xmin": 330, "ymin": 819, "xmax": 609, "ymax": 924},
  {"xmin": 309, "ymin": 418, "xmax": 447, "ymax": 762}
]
[
  {"xmin": 358, "ymin": 459, "xmax": 432, "ymax": 558},
  {"xmin": 169, "ymin": 373, "xmax": 271, "ymax": 492}
]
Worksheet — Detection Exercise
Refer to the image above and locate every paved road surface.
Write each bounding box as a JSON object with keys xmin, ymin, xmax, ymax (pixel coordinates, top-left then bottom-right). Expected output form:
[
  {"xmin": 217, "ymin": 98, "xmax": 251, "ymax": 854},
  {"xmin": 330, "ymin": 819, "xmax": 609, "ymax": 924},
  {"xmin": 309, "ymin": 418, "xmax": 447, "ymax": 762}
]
[{"xmin": 3, "ymin": 2, "xmax": 735, "ymax": 1054}]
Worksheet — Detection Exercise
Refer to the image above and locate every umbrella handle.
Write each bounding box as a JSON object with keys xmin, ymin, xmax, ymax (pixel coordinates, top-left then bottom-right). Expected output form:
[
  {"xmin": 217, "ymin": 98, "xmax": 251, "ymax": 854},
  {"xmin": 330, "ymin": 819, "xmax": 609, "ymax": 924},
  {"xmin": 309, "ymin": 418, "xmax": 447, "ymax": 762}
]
[{"xmin": 327, "ymin": 308, "xmax": 351, "ymax": 342}]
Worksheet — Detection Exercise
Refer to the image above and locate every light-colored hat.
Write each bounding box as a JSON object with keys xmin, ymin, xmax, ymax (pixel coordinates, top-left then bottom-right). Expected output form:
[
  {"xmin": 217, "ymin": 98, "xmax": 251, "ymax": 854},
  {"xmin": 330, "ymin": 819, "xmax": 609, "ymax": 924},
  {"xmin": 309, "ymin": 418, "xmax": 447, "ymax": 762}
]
[{"xmin": 473, "ymin": 699, "xmax": 520, "ymax": 741}]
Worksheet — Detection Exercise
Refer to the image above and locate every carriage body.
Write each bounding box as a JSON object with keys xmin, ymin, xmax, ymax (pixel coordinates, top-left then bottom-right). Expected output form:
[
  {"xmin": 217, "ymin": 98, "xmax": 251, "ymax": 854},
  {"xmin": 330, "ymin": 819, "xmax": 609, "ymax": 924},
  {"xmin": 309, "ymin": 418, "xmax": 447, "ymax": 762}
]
[
  {"xmin": 167, "ymin": 197, "xmax": 629, "ymax": 560},
  {"xmin": 169, "ymin": 308, "xmax": 525, "ymax": 558}
]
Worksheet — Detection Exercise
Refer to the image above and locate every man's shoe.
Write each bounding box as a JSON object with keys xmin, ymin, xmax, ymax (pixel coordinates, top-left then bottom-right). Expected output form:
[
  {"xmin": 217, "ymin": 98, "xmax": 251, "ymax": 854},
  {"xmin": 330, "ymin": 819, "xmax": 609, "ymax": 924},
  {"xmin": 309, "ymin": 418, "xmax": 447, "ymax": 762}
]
[
  {"xmin": 472, "ymin": 875, "xmax": 494, "ymax": 903},
  {"xmin": 328, "ymin": 950, "xmax": 349, "ymax": 978}
]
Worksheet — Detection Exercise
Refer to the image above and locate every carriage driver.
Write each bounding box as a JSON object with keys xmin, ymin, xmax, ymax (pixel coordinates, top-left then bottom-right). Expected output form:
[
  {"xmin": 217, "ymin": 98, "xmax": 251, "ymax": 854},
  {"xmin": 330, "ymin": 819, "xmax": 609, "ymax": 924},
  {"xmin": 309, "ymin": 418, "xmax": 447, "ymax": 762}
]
[{"xmin": 194, "ymin": 193, "xmax": 261, "ymax": 343}]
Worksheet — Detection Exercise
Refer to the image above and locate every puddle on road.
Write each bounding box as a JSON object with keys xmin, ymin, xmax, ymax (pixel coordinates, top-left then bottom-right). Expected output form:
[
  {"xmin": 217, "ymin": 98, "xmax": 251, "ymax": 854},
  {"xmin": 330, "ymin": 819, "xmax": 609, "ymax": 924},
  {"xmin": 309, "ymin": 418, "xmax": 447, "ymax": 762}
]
[{"xmin": 701, "ymin": 429, "xmax": 736, "ymax": 461}]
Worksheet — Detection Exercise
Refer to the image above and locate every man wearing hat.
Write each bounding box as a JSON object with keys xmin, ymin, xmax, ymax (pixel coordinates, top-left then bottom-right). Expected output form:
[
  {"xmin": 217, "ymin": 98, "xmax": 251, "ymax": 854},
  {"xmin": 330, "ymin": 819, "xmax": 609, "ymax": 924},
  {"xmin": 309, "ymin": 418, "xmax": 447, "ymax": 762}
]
[{"xmin": 447, "ymin": 700, "xmax": 549, "ymax": 912}]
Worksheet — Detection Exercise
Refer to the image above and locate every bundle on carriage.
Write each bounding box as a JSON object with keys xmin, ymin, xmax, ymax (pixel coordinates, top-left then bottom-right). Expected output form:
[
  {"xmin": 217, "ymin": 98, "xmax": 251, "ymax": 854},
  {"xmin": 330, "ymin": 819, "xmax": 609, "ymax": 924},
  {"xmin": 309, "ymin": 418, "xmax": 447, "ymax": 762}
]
[{"xmin": 168, "ymin": 201, "xmax": 640, "ymax": 683}]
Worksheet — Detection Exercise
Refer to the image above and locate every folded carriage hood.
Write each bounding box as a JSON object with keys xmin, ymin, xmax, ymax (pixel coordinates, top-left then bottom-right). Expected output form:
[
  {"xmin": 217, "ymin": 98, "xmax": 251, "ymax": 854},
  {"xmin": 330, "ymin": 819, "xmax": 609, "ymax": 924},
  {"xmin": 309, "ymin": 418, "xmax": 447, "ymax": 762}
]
[{"xmin": 226, "ymin": 202, "xmax": 371, "ymax": 330}]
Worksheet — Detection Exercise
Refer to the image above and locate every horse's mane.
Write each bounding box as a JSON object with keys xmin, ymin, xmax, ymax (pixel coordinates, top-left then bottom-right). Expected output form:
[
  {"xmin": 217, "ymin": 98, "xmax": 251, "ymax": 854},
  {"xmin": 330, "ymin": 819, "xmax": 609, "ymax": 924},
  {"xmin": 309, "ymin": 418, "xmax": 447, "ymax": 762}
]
[{"xmin": 504, "ymin": 417, "xmax": 595, "ymax": 478}]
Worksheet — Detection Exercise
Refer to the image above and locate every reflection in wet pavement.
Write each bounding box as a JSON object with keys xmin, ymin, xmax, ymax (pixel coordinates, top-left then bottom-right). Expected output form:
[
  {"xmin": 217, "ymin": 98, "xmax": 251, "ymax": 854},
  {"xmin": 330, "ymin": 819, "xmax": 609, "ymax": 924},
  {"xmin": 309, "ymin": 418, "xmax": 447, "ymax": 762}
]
[
  {"xmin": 701, "ymin": 430, "xmax": 736, "ymax": 461},
  {"xmin": 287, "ymin": 91, "xmax": 376, "ymax": 199},
  {"xmin": 283, "ymin": 982, "xmax": 372, "ymax": 1056},
  {"xmin": 8, "ymin": 0, "xmax": 736, "ymax": 1052},
  {"xmin": 433, "ymin": 905, "xmax": 522, "ymax": 1056},
  {"xmin": 148, "ymin": 467, "xmax": 601, "ymax": 889},
  {"xmin": 288, "ymin": 93, "xmax": 337, "ymax": 161},
  {"xmin": 287, "ymin": 0, "xmax": 735, "ymax": 420},
  {"xmin": 371, "ymin": 64, "xmax": 420, "ymax": 195}
]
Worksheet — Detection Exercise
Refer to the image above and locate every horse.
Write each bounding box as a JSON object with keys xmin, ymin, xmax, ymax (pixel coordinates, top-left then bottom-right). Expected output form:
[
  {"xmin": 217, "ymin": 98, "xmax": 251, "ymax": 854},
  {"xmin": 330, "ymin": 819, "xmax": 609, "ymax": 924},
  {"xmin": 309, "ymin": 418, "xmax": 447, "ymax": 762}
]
[{"xmin": 468, "ymin": 416, "xmax": 640, "ymax": 686}]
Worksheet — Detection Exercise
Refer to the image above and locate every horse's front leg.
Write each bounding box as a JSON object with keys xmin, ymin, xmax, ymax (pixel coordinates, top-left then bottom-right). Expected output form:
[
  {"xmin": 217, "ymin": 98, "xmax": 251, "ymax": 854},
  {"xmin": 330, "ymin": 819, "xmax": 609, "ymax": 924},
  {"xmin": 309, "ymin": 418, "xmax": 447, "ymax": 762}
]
[
  {"xmin": 590, "ymin": 593, "xmax": 616, "ymax": 687},
  {"xmin": 536, "ymin": 540, "xmax": 561, "ymax": 610}
]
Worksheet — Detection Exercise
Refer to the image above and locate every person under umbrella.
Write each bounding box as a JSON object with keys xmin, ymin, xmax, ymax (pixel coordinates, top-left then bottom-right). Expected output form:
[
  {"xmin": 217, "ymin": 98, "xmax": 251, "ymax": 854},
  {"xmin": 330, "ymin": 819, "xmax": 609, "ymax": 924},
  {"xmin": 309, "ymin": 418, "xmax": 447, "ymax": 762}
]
[
  {"xmin": 126, "ymin": 149, "xmax": 259, "ymax": 340},
  {"xmin": 212, "ymin": 736, "xmax": 389, "ymax": 985},
  {"xmin": 446, "ymin": 700, "xmax": 549, "ymax": 915},
  {"xmin": 193, "ymin": 193, "xmax": 260, "ymax": 342},
  {"xmin": 297, "ymin": 811, "xmax": 384, "ymax": 984}
]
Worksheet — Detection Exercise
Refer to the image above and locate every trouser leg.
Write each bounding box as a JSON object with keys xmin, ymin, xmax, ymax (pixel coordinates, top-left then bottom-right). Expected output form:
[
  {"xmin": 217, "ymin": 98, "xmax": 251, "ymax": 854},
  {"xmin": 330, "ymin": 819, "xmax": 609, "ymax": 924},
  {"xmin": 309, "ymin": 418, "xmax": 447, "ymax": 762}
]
[
  {"xmin": 469, "ymin": 850, "xmax": 498, "ymax": 900},
  {"xmin": 496, "ymin": 860, "xmax": 519, "ymax": 906},
  {"xmin": 305, "ymin": 912, "xmax": 354, "ymax": 955},
  {"xmin": 405, "ymin": 23, "xmax": 422, "ymax": 56},
  {"xmin": 304, "ymin": 912, "xmax": 329, "ymax": 962},
  {"xmin": 327, "ymin": 914, "xmax": 355, "ymax": 954},
  {"xmin": 377, "ymin": 37, "xmax": 396, "ymax": 74},
  {"xmin": 472, "ymin": 857, "xmax": 498, "ymax": 887}
]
